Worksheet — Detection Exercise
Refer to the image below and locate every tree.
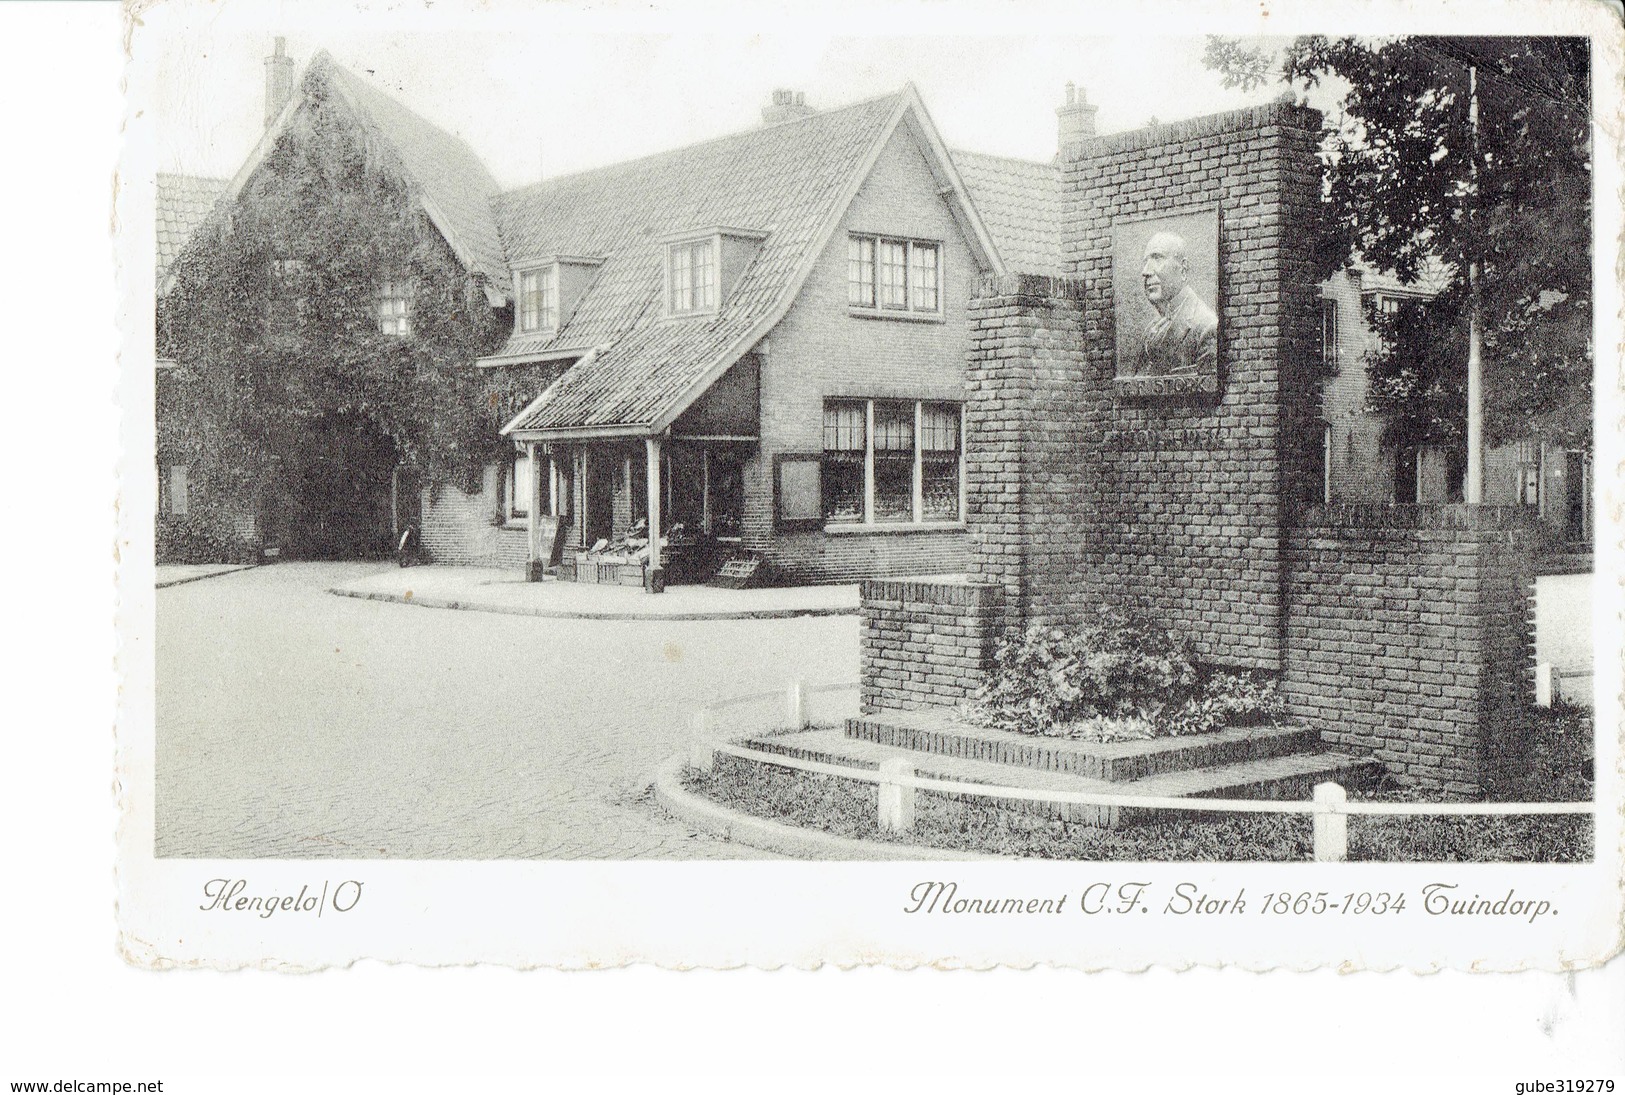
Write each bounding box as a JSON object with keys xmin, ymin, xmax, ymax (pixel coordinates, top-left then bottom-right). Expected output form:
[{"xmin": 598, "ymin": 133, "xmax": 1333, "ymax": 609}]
[
  {"xmin": 1205, "ymin": 36, "xmax": 1593, "ymax": 458},
  {"xmin": 159, "ymin": 64, "xmax": 558, "ymax": 554}
]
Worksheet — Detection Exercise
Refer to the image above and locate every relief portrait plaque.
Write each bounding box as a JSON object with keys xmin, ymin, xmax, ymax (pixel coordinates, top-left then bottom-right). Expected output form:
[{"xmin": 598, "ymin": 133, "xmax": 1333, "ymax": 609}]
[{"xmin": 1112, "ymin": 208, "xmax": 1221, "ymax": 395}]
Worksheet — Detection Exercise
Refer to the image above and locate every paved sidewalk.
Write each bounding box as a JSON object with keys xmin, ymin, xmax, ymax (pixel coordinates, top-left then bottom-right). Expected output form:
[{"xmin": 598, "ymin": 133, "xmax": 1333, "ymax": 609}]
[
  {"xmin": 155, "ymin": 563, "xmax": 257, "ymax": 588},
  {"xmin": 329, "ymin": 565, "xmax": 861, "ymax": 620}
]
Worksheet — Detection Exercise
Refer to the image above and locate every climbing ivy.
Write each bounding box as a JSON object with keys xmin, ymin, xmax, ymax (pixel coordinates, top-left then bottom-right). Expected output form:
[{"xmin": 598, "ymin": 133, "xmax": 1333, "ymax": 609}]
[{"xmin": 157, "ymin": 67, "xmax": 557, "ymax": 536}]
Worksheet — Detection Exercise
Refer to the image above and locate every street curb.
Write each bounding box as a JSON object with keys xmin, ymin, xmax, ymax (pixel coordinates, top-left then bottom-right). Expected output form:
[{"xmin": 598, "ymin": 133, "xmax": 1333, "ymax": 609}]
[
  {"xmin": 155, "ymin": 564, "xmax": 258, "ymax": 589},
  {"xmin": 327, "ymin": 585, "xmax": 858, "ymax": 622},
  {"xmin": 651, "ymin": 755, "xmax": 990, "ymax": 862}
]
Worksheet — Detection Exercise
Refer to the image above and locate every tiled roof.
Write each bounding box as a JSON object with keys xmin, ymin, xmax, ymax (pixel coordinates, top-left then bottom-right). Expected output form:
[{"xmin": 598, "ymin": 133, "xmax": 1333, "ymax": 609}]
[
  {"xmin": 321, "ymin": 55, "xmax": 510, "ymax": 296},
  {"xmin": 949, "ymin": 150, "xmax": 1061, "ymax": 277},
  {"xmin": 500, "ymin": 91, "xmax": 907, "ymax": 435},
  {"xmin": 156, "ymin": 173, "xmax": 226, "ymax": 289}
]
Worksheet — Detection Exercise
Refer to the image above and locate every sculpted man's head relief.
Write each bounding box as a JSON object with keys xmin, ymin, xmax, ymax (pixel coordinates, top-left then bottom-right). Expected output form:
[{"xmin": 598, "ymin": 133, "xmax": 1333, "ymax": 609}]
[
  {"xmin": 1141, "ymin": 230, "xmax": 1192, "ymax": 311},
  {"xmin": 1114, "ymin": 214, "xmax": 1220, "ymax": 383}
]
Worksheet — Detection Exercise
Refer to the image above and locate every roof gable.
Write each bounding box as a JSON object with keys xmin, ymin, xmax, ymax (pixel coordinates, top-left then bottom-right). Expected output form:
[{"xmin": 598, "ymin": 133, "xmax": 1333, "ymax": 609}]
[
  {"xmin": 216, "ymin": 51, "xmax": 509, "ymax": 299},
  {"xmin": 501, "ymin": 86, "xmax": 1006, "ymax": 438}
]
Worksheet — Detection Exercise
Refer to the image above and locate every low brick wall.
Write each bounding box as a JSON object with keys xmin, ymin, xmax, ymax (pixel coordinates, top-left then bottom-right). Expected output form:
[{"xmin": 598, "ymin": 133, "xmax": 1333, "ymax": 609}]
[
  {"xmin": 1282, "ymin": 504, "xmax": 1539, "ymax": 796},
  {"xmin": 860, "ymin": 578, "xmax": 1003, "ymax": 714}
]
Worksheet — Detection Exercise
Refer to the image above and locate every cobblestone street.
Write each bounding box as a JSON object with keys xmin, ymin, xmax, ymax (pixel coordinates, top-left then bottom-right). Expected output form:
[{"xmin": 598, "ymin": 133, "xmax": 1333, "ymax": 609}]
[{"xmin": 155, "ymin": 562, "xmax": 858, "ymax": 859}]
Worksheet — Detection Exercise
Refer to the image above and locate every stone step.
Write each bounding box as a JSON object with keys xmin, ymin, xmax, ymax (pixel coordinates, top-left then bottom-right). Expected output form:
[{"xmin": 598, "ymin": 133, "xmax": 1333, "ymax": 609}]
[
  {"xmin": 741, "ymin": 726, "xmax": 1124, "ymax": 825},
  {"xmin": 1124, "ymin": 750, "xmax": 1386, "ymax": 809},
  {"xmin": 733, "ymin": 727, "xmax": 1384, "ymax": 829},
  {"xmin": 845, "ymin": 708, "xmax": 1324, "ymax": 782}
]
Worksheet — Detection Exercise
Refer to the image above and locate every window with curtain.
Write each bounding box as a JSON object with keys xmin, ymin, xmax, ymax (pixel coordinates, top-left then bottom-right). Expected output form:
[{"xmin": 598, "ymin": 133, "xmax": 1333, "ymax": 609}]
[
  {"xmin": 819, "ymin": 398, "xmax": 962, "ymax": 525},
  {"xmin": 919, "ymin": 402, "xmax": 961, "ymax": 521},
  {"xmin": 871, "ymin": 401, "xmax": 915, "ymax": 521},
  {"xmin": 821, "ymin": 400, "xmax": 866, "ymax": 523}
]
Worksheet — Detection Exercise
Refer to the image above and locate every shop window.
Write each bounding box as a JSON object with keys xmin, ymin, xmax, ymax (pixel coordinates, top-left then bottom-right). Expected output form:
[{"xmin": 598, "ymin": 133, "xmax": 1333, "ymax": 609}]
[
  {"xmin": 818, "ymin": 398, "xmax": 963, "ymax": 526},
  {"xmin": 821, "ymin": 400, "xmax": 866, "ymax": 523},
  {"xmin": 920, "ymin": 402, "xmax": 961, "ymax": 522}
]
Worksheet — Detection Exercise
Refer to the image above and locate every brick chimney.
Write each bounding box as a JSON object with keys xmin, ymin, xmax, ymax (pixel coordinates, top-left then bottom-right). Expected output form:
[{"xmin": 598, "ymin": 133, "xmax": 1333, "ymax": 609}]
[
  {"xmin": 1055, "ymin": 82, "xmax": 1098, "ymax": 162},
  {"xmin": 264, "ymin": 37, "xmax": 295, "ymax": 130},
  {"xmin": 761, "ymin": 88, "xmax": 815, "ymax": 126}
]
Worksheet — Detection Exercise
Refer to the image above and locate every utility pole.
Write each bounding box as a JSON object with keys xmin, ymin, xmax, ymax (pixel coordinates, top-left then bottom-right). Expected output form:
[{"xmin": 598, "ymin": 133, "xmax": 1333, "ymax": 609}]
[{"xmin": 1465, "ymin": 61, "xmax": 1485, "ymax": 504}]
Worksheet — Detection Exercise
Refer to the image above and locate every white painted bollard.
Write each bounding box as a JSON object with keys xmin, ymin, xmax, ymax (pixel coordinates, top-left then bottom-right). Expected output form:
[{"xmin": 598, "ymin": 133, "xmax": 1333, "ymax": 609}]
[
  {"xmin": 1312, "ymin": 781, "xmax": 1348, "ymax": 863},
  {"xmin": 786, "ymin": 677, "xmax": 810, "ymax": 729},
  {"xmin": 1535, "ymin": 662, "xmax": 1560, "ymax": 707},
  {"xmin": 688, "ymin": 711, "xmax": 716, "ymax": 774},
  {"xmin": 878, "ymin": 758, "xmax": 916, "ymax": 833}
]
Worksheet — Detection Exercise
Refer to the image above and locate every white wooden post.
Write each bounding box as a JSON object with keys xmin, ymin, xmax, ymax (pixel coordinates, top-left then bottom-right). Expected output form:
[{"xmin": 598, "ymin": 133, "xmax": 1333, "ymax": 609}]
[
  {"xmin": 878, "ymin": 758, "xmax": 915, "ymax": 833},
  {"xmin": 547, "ymin": 450, "xmax": 559, "ymax": 518},
  {"xmin": 1312, "ymin": 781, "xmax": 1348, "ymax": 863},
  {"xmin": 644, "ymin": 436, "xmax": 665, "ymax": 593},
  {"xmin": 688, "ymin": 710, "xmax": 715, "ymax": 774},
  {"xmin": 786, "ymin": 677, "xmax": 809, "ymax": 729},
  {"xmin": 1535, "ymin": 662, "xmax": 1560, "ymax": 707},
  {"xmin": 525, "ymin": 442, "xmax": 545, "ymax": 582}
]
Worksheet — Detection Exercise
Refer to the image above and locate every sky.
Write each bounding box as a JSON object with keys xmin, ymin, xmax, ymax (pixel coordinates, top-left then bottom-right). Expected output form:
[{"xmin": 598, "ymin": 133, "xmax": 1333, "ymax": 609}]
[{"xmin": 142, "ymin": 4, "xmax": 1305, "ymax": 188}]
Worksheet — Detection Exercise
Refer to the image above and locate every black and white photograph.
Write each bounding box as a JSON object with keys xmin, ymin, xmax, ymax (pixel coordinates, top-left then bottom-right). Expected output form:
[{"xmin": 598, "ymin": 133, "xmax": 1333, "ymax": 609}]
[
  {"xmin": 6, "ymin": 0, "xmax": 1625, "ymax": 1088},
  {"xmin": 137, "ymin": 18, "xmax": 1607, "ymax": 880}
]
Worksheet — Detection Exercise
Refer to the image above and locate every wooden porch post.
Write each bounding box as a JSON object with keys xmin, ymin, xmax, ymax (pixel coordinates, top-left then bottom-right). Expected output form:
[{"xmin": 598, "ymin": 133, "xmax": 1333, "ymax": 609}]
[
  {"xmin": 645, "ymin": 436, "xmax": 665, "ymax": 593},
  {"xmin": 525, "ymin": 441, "xmax": 545, "ymax": 582}
]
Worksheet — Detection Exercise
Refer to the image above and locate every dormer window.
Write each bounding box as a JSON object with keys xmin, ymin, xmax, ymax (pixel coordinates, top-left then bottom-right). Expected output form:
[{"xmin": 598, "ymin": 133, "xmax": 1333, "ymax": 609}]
[
  {"xmin": 658, "ymin": 228, "xmax": 766, "ymax": 320},
  {"xmin": 667, "ymin": 238, "xmax": 718, "ymax": 315},
  {"xmin": 518, "ymin": 265, "xmax": 558, "ymax": 333},
  {"xmin": 377, "ymin": 279, "xmax": 412, "ymax": 338},
  {"xmin": 848, "ymin": 235, "xmax": 941, "ymax": 315}
]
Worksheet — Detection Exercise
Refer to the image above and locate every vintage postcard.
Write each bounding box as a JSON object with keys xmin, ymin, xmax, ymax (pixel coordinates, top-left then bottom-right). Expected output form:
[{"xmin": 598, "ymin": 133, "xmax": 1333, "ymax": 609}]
[{"xmin": 115, "ymin": 0, "xmax": 1624, "ymax": 971}]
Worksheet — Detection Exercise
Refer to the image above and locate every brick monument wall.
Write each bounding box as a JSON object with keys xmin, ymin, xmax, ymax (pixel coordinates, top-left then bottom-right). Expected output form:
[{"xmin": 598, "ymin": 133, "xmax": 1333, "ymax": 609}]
[
  {"xmin": 1282, "ymin": 505, "xmax": 1539, "ymax": 796},
  {"xmin": 964, "ymin": 101, "xmax": 1325, "ymax": 669},
  {"xmin": 858, "ymin": 101, "xmax": 1541, "ymax": 795}
]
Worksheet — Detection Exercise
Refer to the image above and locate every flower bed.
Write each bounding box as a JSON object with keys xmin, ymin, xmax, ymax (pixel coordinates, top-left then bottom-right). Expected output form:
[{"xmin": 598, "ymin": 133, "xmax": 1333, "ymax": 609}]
[{"xmin": 967, "ymin": 606, "xmax": 1282, "ymax": 741}]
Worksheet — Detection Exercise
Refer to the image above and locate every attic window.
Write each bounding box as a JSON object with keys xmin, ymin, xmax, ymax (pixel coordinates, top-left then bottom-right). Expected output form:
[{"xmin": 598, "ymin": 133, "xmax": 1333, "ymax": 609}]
[
  {"xmin": 848, "ymin": 235, "xmax": 941, "ymax": 315},
  {"xmin": 667, "ymin": 238, "xmax": 718, "ymax": 316},
  {"xmin": 377, "ymin": 279, "xmax": 412, "ymax": 338},
  {"xmin": 519, "ymin": 265, "xmax": 558, "ymax": 333}
]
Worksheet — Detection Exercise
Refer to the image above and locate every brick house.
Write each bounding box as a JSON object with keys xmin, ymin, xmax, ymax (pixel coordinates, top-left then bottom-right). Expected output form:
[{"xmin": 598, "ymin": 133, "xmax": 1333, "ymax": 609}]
[
  {"xmin": 1317, "ymin": 265, "xmax": 1592, "ymax": 548},
  {"xmin": 488, "ymin": 87, "xmax": 1072, "ymax": 587},
  {"xmin": 157, "ymin": 40, "xmax": 521, "ymax": 563},
  {"xmin": 158, "ymin": 40, "xmax": 1081, "ymax": 586}
]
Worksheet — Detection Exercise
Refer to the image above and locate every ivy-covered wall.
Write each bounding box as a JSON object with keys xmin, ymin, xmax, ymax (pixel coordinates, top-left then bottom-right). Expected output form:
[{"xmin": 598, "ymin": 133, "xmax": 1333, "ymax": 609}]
[{"xmin": 156, "ymin": 64, "xmax": 557, "ymax": 560}]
